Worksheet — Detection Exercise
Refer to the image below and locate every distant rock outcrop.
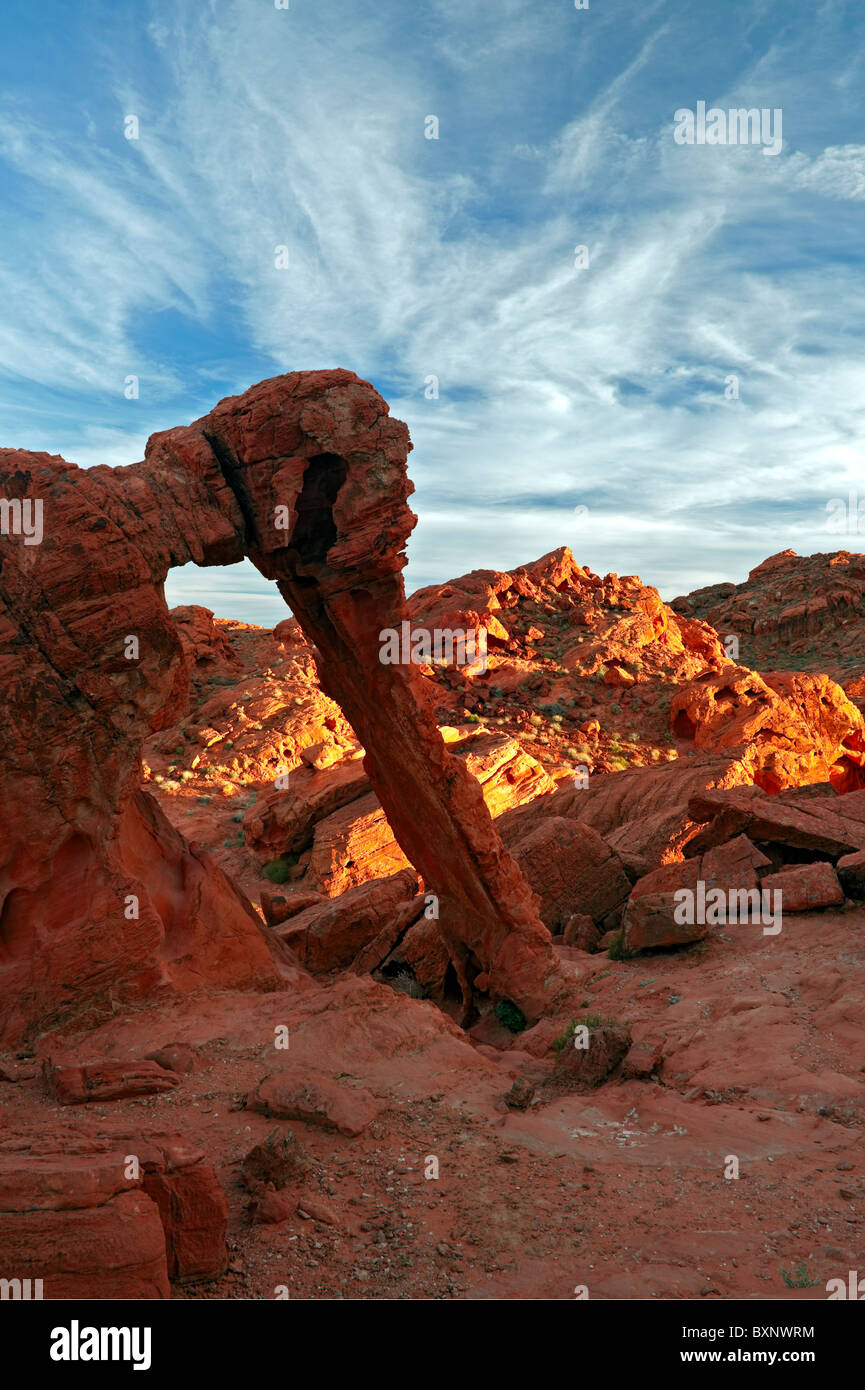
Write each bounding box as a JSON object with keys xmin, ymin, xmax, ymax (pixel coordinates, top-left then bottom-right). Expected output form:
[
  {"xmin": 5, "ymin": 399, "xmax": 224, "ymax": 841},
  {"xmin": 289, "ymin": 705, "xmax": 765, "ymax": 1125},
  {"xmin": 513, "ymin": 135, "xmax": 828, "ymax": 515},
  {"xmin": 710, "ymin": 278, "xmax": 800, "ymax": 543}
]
[{"xmin": 674, "ymin": 548, "xmax": 865, "ymax": 690}]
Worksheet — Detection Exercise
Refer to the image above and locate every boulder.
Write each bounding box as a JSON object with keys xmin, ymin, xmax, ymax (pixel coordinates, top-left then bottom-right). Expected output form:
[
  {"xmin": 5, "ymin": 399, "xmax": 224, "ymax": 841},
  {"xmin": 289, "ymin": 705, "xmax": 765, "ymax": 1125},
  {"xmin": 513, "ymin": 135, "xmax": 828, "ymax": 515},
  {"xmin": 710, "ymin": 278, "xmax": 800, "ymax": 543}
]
[
  {"xmin": 260, "ymin": 887, "xmax": 327, "ymax": 927},
  {"xmin": 561, "ymin": 913, "xmax": 600, "ymax": 951},
  {"xmin": 701, "ymin": 834, "xmax": 773, "ymax": 889},
  {"xmin": 247, "ymin": 1068, "xmax": 380, "ymax": 1137},
  {"xmin": 307, "ymin": 793, "xmax": 410, "ymax": 896},
  {"xmin": 670, "ymin": 667, "xmax": 865, "ymax": 793},
  {"xmin": 0, "ymin": 1150, "xmax": 169, "ymax": 1299},
  {"xmin": 0, "ymin": 1151, "xmax": 139, "ymax": 1214},
  {"xmin": 761, "ymin": 862, "xmax": 844, "ymax": 913},
  {"xmin": 630, "ymin": 858, "xmax": 702, "ymax": 900},
  {"xmin": 244, "ymin": 759, "xmax": 370, "ymax": 859},
  {"xmin": 547, "ymin": 1022, "xmax": 632, "ymax": 1091},
  {"xmin": 145, "ymin": 1044, "xmax": 199, "ymax": 1075},
  {"xmin": 538, "ymin": 751, "xmax": 754, "ymax": 866},
  {"xmin": 375, "ymin": 915, "xmax": 453, "ymax": 999},
  {"xmin": 275, "ymin": 868, "xmax": 419, "ymax": 972},
  {"xmin": 511, "ymin": 817, "xmax": 631, "ymax": 930},
  {"xmin": 170, "ymin": 604, "xmax": 240, "ymax": 670},
  {"xmin": 141, "ymin": 1163, "xmax": 228, "ymax": 1282},
  {"xmin": 300, "ymin": 733, "xmax": 555, "ymax": 898},
  {"xmin": 621, "ymin": 1034, "xmax": 665, "ymax": 1080},
  {"xmin": 0, "ymin": 1190, "xmax": 170, "ymax": 1300},
  {"xmin": 621, "ymin": 892, "xmax": 710, "ymax": 952},
  {"xmin": 687, "ymin": 785, "xmax": 865, "ymax": 860},
  {"xmin": 43, "ymin": 1059, "xmax": 181, "ymax": 1105},
  {"xmin": 252, "ymin": 1190, "xmax": 298, "ymax": 1225}
]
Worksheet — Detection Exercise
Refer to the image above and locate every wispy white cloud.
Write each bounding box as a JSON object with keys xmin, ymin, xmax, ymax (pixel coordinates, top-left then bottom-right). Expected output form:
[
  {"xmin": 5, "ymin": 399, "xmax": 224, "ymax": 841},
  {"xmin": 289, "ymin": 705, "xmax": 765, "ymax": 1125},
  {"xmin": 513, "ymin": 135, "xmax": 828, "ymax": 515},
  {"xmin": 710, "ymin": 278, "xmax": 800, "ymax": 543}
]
[{"xmin": 0, "ymin": 0, "xmax": 863, "ymax": 623}]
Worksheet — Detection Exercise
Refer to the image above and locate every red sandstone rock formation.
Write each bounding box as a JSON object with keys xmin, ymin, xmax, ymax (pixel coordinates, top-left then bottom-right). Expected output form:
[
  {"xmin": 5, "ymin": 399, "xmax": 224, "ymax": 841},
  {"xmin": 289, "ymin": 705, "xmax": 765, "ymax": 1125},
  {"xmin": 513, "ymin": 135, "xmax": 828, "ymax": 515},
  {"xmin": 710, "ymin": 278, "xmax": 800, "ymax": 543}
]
[
  {"xmin": 0, "ymin": 1139, "xmax": 227, "ymax": 1296},
  {"xmin": 245, "ymin": 729, "xmax": 555, "ymax": 898},
  {"xmin": 0, "ymin": 370, "xmax": 569, "ymax": 1040},
  {"xmin": 674, "ymin": 547, "xmax": 865, "ymax": 690},
  {"xmin": 670, "ymin": 666, "xmax": 865, "ymax": 793},
  {"xmin": 0, "ymin": 431, "xmax": 282, "ymax": 1044}
]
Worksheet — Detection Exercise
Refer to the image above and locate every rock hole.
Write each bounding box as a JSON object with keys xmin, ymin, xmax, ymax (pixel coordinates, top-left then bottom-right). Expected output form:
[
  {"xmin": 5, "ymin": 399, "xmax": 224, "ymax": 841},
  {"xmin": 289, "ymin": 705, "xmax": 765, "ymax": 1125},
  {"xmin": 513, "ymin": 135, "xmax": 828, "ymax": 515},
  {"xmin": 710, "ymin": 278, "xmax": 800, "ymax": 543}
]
[
  {"xmin": 672, "ymin": 709, "xmax": 697, "ymax": 739},
  {"xmin": 289, "ymin": 453, "xmax": 348, "ymax": 567}
]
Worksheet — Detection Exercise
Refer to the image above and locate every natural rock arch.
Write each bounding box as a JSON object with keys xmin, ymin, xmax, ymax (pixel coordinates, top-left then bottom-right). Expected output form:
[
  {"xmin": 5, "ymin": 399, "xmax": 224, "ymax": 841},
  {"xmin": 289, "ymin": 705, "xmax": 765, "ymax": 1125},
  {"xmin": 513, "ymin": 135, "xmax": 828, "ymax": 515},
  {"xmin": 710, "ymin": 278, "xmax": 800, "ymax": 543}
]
[{"xmin": 0, "ymin": 370, "xmax": 569, "ymax": 1044}]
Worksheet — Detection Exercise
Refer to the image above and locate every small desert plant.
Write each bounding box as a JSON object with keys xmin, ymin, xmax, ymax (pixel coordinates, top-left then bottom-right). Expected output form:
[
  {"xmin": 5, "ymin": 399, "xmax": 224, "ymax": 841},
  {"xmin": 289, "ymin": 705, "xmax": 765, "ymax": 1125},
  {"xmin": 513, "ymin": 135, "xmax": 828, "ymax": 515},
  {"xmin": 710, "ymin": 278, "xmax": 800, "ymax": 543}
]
[
  {"xmin": 383, "ymin": 967, "xmax": 428, "ymax": 1000},
  {"xmin": 495, "ymin": 999, "xmax": 527, "ymax": 1033},
  {"xmin": 780, "ymin": 1261, "xmax": 819, "ymax": 1289},
  {"xmin": 607, "ymin": 928, "xmax": 628, "ymax": 961},
  {"xmin": 552, "ymin": 1013, "xmax": 619, "ymax": 1054},
  {"xmin": 262, "ymin": 857, "xmax": 295, "ymax": 884}
]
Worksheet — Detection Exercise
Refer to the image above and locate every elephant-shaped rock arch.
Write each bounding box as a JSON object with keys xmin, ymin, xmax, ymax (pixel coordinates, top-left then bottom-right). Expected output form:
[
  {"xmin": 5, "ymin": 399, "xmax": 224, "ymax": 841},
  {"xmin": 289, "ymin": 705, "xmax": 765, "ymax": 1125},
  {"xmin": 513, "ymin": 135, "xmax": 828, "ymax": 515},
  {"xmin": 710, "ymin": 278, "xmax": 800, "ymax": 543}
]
[{"xmin": 0, "ymin": 370, "xmax": 570, "ymax": 1042}]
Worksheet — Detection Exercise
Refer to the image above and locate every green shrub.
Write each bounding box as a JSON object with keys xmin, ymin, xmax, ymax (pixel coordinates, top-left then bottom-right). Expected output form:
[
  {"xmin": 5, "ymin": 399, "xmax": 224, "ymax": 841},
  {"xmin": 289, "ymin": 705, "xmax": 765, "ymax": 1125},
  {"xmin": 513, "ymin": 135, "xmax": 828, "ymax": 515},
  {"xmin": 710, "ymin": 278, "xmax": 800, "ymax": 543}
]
[
  {"xmin": 553, "ymin": 1012, "xmax": 620, "ymax": 1054},
  {"xmin": 494, "ymin": 999, "xmax": 527, "ymax": 1033},
  {"xmin": 780, "ymin": 1261, "xmax": 818, "ymax": 1289},
  {"xmin": 607, "ymin": 928, "xmax": 628, "ymax": 960},
  {"xmin": 262, "ymin": 857, "xmax": 295, "ymax": 884}
]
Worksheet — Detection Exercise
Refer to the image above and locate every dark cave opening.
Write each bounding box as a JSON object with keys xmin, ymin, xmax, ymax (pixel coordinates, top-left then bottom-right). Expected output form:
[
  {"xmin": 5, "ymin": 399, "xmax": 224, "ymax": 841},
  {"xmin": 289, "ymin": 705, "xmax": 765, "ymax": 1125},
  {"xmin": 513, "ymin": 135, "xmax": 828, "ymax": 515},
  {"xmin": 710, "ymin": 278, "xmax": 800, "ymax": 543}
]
[{"xmin": 288, "ymin": 453, "xmax": 348, "ymax": 567}]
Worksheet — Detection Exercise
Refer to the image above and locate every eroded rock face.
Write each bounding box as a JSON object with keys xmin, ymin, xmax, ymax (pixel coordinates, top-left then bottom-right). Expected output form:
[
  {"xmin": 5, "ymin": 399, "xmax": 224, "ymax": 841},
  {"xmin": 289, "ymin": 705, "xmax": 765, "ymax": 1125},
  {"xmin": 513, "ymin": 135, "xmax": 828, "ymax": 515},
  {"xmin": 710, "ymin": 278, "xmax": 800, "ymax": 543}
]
[
  {"xmin": 670, "ymin": 666, "xmax": 865, "ymax": 793},
  {"xmin": 0, "ymin": 437, "xmax": 281, "ymax": 1044},
  {"xmin": 0, "ymin": 370, "xmax": 568, "ymax": 1039},
  {"xmin": 246, "ymin": 730, "xmax": 556, "ymax": 899},
  {"xmin": 0, "ymin": 1140, "xmax": 228, "ymax": 1295},
  {"xmin": 674, "ymin": 548, "xmax": 865, "ymax": 689}
]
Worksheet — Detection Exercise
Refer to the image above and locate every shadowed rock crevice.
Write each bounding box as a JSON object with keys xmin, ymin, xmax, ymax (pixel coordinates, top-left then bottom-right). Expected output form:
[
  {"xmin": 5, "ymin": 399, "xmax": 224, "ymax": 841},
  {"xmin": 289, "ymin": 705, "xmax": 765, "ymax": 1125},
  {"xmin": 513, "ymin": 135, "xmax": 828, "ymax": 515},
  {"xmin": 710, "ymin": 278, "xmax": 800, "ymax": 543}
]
[
  {"xmin": 287, "ymin": 454, "xmax": 347, "ymax": 569},
  {"xmin": 0, "ymin": 370, "xmax": 571, "ymax": 1043},
  {"xmin": 201, "ymin": 430, "xmax": 259, "ymax": 553}
]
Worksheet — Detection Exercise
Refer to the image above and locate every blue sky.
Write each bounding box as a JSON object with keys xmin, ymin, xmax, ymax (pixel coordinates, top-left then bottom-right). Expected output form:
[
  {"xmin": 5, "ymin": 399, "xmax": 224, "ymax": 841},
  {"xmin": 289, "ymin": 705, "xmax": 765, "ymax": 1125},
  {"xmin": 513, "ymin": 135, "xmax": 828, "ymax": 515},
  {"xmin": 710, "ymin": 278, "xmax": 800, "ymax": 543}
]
[{"xmin": 1, "ymin": 0, "xmax": 864, "ymax": 624}]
